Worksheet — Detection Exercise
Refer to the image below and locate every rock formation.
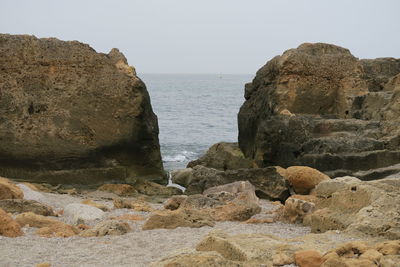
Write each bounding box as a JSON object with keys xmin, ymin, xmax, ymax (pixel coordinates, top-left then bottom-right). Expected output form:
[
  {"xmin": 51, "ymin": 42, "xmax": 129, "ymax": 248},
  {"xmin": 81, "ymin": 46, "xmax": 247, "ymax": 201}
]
[
  {"xmin": 238, "ymin": 43, "xmax": 400, "ymax": 179},
  {"xmin": 0, "ymin": 34, "xmax": 164, "ymax": 185}
]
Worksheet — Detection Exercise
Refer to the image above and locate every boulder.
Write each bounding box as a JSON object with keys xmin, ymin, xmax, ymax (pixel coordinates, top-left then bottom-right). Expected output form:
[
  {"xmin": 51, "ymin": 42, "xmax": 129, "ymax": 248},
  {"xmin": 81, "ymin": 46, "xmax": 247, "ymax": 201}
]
[
  {"xmin": 15, "ymin": 212, "xmax": 61, "ymax": 227},
  {"xmin": 80, "ymin": 220, "xmax": 131, "ymax": 237},
  {"xmin": 187, "ymin": 142, "xmax": 255, "ymax": 170},
  {"xmin": 170, "ymin": 168, "xmax": 193, "ymax": 187},
  {"xmin": 130, "ymin": 179, "xmax": 183, "ymax": 196},
  {"xmin": 0, "ymin": 199, "xmax": 55, "ymax": 216},
  {"xmin": 80, "ymin": 199, "xmax": 109, "ymax": 212},
  {"xmin": 0, "ymin": 34, "xmax": 164, "ymax": 185},
  {"xmin": 303, "ymin": 177, "xmax": 400, "ymax": 239},
  {"xmin": 113, "ymin": 198, "xmax": 153, "ymax": 212},
  {"xmin": 97, "ymin": 184, "xmax": 137, "ymax": 197},
  {"xmin": 142, "ymin": 208, "xmax": 215, "ymax": 230},
  {"xmin": 238, "ymin": 42, "xmax": 400, "ymax": 179},
  {"xmin": 0, "ymin": 177, "xmax": 24, "ymax": 200},
  {"xmin": 282, "ymin": 197, "xmax": 315, "ymax": 223},
  {"xmin": 36, "ymin": 222, "xmax": 78, "ymax": 238},
  {"xmin": 284, "ymin": 166, "xmax": 330, "ymax": 194},
  {"xmin": 63, "ymin": 203, "xmax": 105, "ymax": 224},
  {"xmin": 0, "ymin": 208, "xmax": 24, "ymax": 237},
  {"xmin": 203, "ymin": 181, "xmax": 259, "ymax": 204},
  {"xmin": 294, "ymin": 250, "xmax": 323, "ymax": 267},
  {"xmin": 164, "ymin": 195, "xmax": 188, "ymax": 210},
  {"xmin": 185, "ymin": 165, "xmax": 289, "ymax": 201}
]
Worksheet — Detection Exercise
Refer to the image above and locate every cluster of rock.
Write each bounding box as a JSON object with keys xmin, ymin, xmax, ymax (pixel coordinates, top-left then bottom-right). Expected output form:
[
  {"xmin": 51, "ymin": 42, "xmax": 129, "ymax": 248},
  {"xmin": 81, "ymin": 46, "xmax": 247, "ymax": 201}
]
[
  {"xmin": 0, "ymin": 176, "xmax": 180, "ymax": 239},
  {"xmin": 152, "ymin": 232, "xmax": 400, "ymax": 266},
  {"xmin": 238, "ymin": 43, "xmax": 400, "ymax": 179},
  {"xmin": 0, "ymin": 34, "xmax": 165, "ymax": 185}
]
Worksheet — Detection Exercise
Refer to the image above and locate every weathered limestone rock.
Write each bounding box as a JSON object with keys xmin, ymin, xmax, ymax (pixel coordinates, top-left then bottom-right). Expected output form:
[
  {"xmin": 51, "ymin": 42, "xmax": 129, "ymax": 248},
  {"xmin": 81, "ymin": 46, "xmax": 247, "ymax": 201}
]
[
  {"xmin": 15, "ymin": 211, "xmax": 77, "ymax": 237},
  {"xmin": 129, "ymin": 179, "xmax": 182, "ymax": 196},
  {"xmin": 149, "ymin": 250, "xmax": 240, "ymax": 267},
  {"xmin": 142, "ymin": 208, "xmax": 215, "ymax": 230},
  {"xmin": 145, "ymin": 182, "xmax": 262, "ymax": 230},
  {"xmin": 0, "ymin": 177, "xmax": 24, "ymax": 200},
  {"xmin": 80, "ymin": 199, "xmax": 109, "ymax": 212},
  {"xmin": 80, "ymin": 220, "xmax": 131, "ymax": 237},
  {"xmin": 15, "ymin": 212, "xmax": 61, "ymax": 228},
  {"xmin": 187, "ymin": 142, "xmax": 255, "ymax": 170},
  {"xmin": 164, "ymin": 195, "xmax": 188, "ymax": 210},
  {"xmin": 360, "ymin": 58, "xmax": 400, "ymax": 91},
  {"xmin": 185, "ymin": 165, "xmax": 289, "ymax": 201},
  {"xmin": 113, "ymin": 198, "xmax": 153, "ymax": 212},
  {"xmin": 36, "ymin": 222, "xmax": 78, "ymax": 238},
  {"xmin": 0, "ymin": 208, "xmax": 24, "ymax": 237},
  {"xmin": 285, "ymin": 166, "xmax": 330, "ymax": 194},
  {"xmin": 0, "ymin": 199, "xmax": 55, "ymax": 216},
  {"xmin": 294, "ymin": 250, "xmax": 323, "ymax": 267},
  {"xmin": 170, "ymin": 168, "xmax": 193, "ymax": 187},
  {"xmin": 238, "ymin": 42, "xmax": 400, "ymax": 179},
  {"xmin": 283, "ymin": 197, "xmax": 315, "ymax": 223},
  {"xmin": 97, "ymin": 184, "xmax": 138, "ymax": 197},
  {"xmin": 63, "ymin": 203, "xmax": 105, "ymax": 224},
  {"xmin": 303, "ymin": 177, "xmax": 400, "ymax": 239},
  {"xmin": 0, "ymin": 34, "xmax": 164, "ymax": 185}
]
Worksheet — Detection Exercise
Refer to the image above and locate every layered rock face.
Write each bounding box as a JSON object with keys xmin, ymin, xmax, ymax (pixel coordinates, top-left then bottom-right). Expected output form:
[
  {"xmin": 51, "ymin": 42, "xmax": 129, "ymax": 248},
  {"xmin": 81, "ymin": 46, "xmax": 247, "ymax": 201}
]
[
  {"xmin": 238, "ymin": 43, "xmax": 400, "ymax": 179},
  {"xmin": 0, "ymin": 34, "xmax": 164, "ymax": 184}
]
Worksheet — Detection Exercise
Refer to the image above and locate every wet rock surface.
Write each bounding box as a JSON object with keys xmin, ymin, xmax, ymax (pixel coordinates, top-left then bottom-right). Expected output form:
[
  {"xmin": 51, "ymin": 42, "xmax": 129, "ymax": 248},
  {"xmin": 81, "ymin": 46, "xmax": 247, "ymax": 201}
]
[{"xmin": 0, "ymin": 34, "xmax": 164, "ymax": 185}]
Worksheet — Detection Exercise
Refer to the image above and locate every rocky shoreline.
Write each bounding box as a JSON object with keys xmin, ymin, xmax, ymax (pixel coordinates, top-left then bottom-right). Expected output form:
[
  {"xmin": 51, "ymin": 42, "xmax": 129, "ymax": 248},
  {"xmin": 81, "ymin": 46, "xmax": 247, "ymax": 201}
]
[{"xmin": 1, "ymin": 35, "xmax": 400, "ymax": 267}]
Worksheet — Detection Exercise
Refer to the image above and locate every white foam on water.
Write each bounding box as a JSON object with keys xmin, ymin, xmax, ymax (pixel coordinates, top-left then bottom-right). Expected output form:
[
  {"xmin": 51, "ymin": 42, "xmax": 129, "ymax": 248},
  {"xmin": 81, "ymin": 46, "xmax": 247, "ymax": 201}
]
[{"xmin": 163, "ymin": 150, "xmax": 197, "ymax": 162}]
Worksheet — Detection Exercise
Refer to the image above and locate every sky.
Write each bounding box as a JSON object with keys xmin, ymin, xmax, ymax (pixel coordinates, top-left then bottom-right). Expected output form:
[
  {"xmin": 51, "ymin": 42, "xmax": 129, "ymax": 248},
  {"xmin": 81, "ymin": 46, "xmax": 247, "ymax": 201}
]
[{"xmin": 0, "ymin": 0, "xmax": 399, "ymax": 74}]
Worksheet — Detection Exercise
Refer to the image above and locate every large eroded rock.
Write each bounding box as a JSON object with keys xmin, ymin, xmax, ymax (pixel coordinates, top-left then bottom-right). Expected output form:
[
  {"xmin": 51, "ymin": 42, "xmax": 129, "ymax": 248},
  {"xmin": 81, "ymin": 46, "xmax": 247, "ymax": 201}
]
[
  {"xmin": 0, "ymin": 34, "xmax": 164, "ymax": 184},
  {"xmin": 238, "ymin": 43, "xmax": 400, "ymax": 179}
]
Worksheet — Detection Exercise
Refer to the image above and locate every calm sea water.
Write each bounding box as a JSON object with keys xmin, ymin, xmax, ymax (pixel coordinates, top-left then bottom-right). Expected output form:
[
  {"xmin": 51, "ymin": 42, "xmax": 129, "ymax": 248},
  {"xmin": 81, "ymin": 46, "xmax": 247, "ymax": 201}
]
[{"xmin": 141, "ymin": 74, "xmax": 253, "ymax": 171}]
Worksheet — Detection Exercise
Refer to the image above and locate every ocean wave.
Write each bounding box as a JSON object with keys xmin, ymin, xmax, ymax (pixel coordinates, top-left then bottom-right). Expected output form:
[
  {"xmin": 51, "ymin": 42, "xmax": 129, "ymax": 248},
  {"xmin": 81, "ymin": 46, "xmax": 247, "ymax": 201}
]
[{"xmin": 163, "ymin": 150, "xmax": 197, "ymax": 162}]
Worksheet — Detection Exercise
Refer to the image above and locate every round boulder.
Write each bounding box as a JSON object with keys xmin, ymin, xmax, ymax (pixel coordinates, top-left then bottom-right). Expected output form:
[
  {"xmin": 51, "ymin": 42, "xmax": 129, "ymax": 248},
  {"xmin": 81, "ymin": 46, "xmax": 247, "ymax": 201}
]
[{"xmin": 285, "ymin": 166, "xmax": 330, "ymax": 194}]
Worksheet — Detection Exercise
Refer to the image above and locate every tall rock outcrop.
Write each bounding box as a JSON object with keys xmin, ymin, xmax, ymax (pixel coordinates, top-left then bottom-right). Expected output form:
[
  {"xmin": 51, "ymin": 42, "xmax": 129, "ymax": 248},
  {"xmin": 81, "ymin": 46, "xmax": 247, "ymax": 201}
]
[
  {"xmin": 238, "ymin": 43, "xmax": 400, "ymax": 179},
  {"xmin": 0, "ymin": 34, "xmax": 164, "ymax": 184}
]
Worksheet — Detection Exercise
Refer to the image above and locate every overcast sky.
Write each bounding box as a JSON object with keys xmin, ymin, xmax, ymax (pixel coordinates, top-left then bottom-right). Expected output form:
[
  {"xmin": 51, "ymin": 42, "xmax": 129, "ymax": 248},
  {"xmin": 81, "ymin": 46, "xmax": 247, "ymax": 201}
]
[{"xmin": 1, "ymin": 0, "xmax": 399, "ymax": 74}]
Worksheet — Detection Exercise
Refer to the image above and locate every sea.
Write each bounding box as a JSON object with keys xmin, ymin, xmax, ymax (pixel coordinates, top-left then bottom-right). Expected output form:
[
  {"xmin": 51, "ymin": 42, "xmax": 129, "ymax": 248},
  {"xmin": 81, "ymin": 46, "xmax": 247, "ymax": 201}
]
[{"xmin": 141, "ymin": 74, "xmax": 253, "ymax": 171}]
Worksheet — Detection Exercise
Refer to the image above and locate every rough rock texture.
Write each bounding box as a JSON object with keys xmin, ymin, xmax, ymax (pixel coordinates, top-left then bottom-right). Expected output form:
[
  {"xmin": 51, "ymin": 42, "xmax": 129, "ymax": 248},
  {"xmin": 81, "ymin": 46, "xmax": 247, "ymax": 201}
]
[
  {"xmin": 238, "ymin": 43, "xmax": 400, "ymax": 179},
  {"xmin": 185, "ymin": 165, "xmax": 289, "ymax": 201},
  {"xmin": 113, "ymin": 198, "xmax": 153, "ymax": 212},
  {"xmin": 80, "ymin": 220, "xmax": 131, "ymax": 237},
  {"xmin": 0, "ymin": 208, "xmax": 24, "ymax": 237},
  {"xmin": 0, "ymin": 34, "xmax": 164, "ymax": 185},
  {"xmin": 63, "ymin": 203, "xmax": 105, "ymax": 224},
  {"xmin": 142, "ymin": 208, "xmax": 215, "ymax": 230},
  {"xmin": 97, "ymin": 184, "xmax": 137, "ymax": 197},
  {"xmin": 187, "ymin": 142, "xmax": 255, "ymax": 170},
  {"xmin": 361, "ymin": 58, "xmax": 400, "ymax": 91},
  {"xmin": 303, "ymin": 177, "xmax": 400, "ymax": 239},
  {"xmin": 170, "ymin": 168, "xmax": 193, "ymax": 187},
  {"xmin": 285, "ymin": 166, "xmax": 330, "ymax": 194},
  {"xmin": 144, "ymin": 181, "xmax": 262, "ymax": 230},
  {"xmin": 294, "ymin": 250, "xmax": 323, "ymax": 267},
  {"xmin": 153, "ymin": 230, "xmax": 400, "ymax": 267},
  {"xmin": 0, "ymin": 199, "xmax": 55, "ymax": 216},
  {"xmin": 0, "ymin": 177, "xmax": 24, "ymax": 200}
]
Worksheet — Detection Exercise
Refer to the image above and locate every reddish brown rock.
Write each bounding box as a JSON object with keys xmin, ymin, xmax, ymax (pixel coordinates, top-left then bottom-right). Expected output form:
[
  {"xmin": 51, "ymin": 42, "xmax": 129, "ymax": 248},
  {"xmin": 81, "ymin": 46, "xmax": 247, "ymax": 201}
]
[
  {"xmin": 294, "ymin": 250, "xmax": 323, "ymax": 267},
  {"xmin": 0, "ymin": 208, "xmax": 24, "ymax": 237},
  {"xmin": 0, "ymin": 177, "xmax": 24, "ymax": 200},
  {"xmin": 285, "ymin": 166, "xmax": 330, "ymax": 195}
]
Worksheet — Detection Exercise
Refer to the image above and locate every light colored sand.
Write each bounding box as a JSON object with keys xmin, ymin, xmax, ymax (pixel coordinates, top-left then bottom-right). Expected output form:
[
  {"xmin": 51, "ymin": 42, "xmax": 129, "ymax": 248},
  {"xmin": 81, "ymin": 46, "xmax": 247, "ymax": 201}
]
[{"xmin": 0, "ymin": 188, "xmax": 314, "ymax": 267}]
